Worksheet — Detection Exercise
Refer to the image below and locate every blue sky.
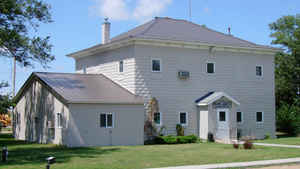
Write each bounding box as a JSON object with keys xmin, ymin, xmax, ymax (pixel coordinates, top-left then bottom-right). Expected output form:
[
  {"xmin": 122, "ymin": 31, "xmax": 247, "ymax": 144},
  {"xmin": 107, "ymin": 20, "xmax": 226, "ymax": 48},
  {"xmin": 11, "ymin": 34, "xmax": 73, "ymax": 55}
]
[{"xmin": 0, "ymin": 0, "xmax": 299, "ymax": 95}]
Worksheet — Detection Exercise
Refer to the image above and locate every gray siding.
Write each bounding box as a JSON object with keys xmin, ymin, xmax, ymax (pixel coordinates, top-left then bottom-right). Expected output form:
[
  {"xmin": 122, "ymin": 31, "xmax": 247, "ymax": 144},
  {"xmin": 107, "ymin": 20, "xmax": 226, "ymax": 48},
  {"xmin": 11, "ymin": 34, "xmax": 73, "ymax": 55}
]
[
  {"xmin": 75, "ymin": 46, "xmax": 136, "ymax": 93},
  {"xmin": 76, "ymin": 43, "xmax": 276, "ymax": 139},
  {"xmin": 134, "ymin": 44, "xmax": 275, "ymax": 138},
  {"xmin": 66, "ymin": 104, "xmax": 144, "ymax": 147},
  {"xmin": 14, "ymin": 80, "xmax": 69, "ymax": 144}
]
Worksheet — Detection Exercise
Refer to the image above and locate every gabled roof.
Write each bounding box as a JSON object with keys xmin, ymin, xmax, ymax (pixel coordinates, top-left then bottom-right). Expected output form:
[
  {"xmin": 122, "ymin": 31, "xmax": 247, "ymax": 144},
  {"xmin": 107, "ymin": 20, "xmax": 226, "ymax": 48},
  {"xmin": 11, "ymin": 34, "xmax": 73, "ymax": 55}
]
[
  {"xmin": 14, "ymin": 72, "xmax": 144, "ymax": 105},
  {"xmin": 195, "ymin": 91, "xmax": 240, "ymax": 106},
  {"xmin": 111, "ymin": 17, "xmax": 272, "ymax": 49}
]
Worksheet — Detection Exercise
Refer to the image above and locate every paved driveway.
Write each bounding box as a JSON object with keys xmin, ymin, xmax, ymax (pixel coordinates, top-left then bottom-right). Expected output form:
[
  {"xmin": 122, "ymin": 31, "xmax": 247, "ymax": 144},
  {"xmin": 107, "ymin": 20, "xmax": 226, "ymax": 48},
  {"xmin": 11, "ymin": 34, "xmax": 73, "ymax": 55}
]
[{"xmin": 251, "ymin": 164, "xmax": 300, "ymax": 169}]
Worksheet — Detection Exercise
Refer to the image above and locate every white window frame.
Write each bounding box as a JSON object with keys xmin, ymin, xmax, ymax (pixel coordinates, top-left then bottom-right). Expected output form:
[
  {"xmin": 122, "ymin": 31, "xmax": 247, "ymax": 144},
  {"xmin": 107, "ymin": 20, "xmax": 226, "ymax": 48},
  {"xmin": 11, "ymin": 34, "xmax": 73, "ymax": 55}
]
[
  {"xmin": 178, "ymin": 112, "xmax": 188, "ymax": 126},
  {"xmin": 82, "ymin": 65, "xmax": 87, "ymax": 74},
  {"xmin": 206, "ymin": 62, "xmax": 215, "ymax": 74},
  {"xmin": 56, "ymin": 112, "xmax": 63, "ymax": 128},
  {"xmin": 236, "ymin": 111, "xmax": 243, "ymax": 124},
  {"xmin": 151, "ymin": 58, "xmax": 162, "ymax": 72},
  {"xmin": 153, "ymin": 112, "xmax": 162, "ymax": 126},
  {"xmin": 119, "ymin": 60, "xmax": 124, "ymax": 73},
  {"xmin": 256, "ymin": 65, "xmax": 263, "ymax": 77},
  {"xmin": 100, "ymin": 112, "xmax": 114, "ymax": 128},
  {"xmin": 256, "ymin": 111, "xmax": 264, "ymax": 123}
]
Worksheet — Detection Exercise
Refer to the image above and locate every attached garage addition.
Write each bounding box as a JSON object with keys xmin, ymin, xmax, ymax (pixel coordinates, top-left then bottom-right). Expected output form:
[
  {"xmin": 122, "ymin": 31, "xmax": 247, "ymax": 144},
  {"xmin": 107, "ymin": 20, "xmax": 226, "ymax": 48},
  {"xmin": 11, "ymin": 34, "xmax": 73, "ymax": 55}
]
[{"xmin": 13, "ymin": 72, "xmax": 144, "ymax": 147}]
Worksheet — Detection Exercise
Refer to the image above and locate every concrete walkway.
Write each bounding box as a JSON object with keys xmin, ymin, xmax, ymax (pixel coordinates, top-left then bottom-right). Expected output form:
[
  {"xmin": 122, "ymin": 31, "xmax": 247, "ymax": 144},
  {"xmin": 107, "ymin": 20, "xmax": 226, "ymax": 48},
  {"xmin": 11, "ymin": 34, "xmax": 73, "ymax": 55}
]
[
  {"xmin": 149, "ymin": 157, "xmax": 300, "ymax": 169},
  {"xmin": 253, "ymin": 143, "xmax": 300, "ymax": 149}
]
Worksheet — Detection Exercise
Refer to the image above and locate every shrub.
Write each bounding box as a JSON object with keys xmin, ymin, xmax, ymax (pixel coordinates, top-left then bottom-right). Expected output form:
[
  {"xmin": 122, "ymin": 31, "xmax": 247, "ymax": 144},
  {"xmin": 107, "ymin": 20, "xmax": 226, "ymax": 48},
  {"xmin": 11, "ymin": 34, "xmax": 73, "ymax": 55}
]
[
  {"xmin": 264, "ymin": 133, "xmax": 271, "ymax": 139},
  {"xmin": 176, "ymin": 124, "xmax": 184, "ymax": 136},
  {"xmin": 149, "ymin": 135, "xmax": 198, "ymax": 144},
  {"xmin": 207, "ymin": 132, "xmax": 214, "ymax": 142},
  {"xmin": 233, "ymin": 143, "xmax": 239, "ymax": 149},
  {"xmin": 243, "ymin": 140, "xmax": 254, "ymax": 149}
]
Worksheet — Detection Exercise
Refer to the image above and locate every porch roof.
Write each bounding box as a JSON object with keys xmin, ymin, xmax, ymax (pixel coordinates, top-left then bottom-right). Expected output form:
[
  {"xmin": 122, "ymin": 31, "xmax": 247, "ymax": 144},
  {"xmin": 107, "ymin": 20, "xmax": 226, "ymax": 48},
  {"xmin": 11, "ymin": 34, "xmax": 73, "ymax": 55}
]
[{"xmin": 195, "ymin": 91, "xmax": 240, "ymax": 106}]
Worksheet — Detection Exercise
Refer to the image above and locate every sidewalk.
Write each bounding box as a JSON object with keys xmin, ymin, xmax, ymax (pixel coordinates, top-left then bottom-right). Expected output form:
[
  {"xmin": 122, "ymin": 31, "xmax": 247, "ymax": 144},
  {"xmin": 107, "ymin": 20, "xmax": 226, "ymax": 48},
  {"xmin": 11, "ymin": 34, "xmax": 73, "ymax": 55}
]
[
  {"xmin": 149, "ymin": 158, "xmax": 300, "ymax": 169},
  {"xmin": 253, "ymin": 143, "xmax": 300, "ymax": 149}
]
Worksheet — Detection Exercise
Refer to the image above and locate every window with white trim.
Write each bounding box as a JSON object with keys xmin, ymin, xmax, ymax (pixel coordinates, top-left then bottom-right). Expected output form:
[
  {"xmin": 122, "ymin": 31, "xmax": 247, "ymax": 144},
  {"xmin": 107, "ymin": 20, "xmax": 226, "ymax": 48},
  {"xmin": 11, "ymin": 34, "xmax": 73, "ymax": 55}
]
[
  {"xmin": 237, "ymin": 112, "xmax": 242, "ymax": 123},
  {"xmin": 179, "ymin": 112, "xmax": 188, "ymax": 125},
  {"xmin": 119, "ymin": 60, "xmax": 124, "ymax": 72},
  {"xmin": 256, "ymin": 112, "xmax": 263, "ymax": 123},
  {"xmin": 219, "ymin": 111, "xmax": 226, "ymax": 121},
  {"xmin": 152, "ymin": 59, "xmax": 161, "ymax": 72},
  {"xmin": 153, "ymin": 112, "xmax": 161, "ymax": 125},
  {"xmin": 56, "ymin": 113, "xmax": 63, "ymax": 128},
  {"xmin": 207, "ymin": 62, "xmax": 215, "ymax": 74},
  {"xmin": 256, "ymin": 66, "xmax": 263, "ymax": 76},
  {"xmin": 100, "ymin": 113, "xmax": 114, "ymax": 128}
]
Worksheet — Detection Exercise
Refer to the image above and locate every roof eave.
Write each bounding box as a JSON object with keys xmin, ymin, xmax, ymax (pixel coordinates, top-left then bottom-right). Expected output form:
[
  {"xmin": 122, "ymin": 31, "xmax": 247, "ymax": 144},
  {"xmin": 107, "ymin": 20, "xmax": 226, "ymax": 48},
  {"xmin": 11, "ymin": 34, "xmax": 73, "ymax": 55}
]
[{"xmin": 67, "ymin": 37, "xmax": 282, "ymax": 59}]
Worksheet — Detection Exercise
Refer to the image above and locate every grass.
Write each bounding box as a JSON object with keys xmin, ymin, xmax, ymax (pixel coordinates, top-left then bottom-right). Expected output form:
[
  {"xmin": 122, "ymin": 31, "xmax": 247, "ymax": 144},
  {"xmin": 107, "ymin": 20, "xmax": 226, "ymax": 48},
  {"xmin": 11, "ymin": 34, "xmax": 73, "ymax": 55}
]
[
  {"xmin": 1, "ymin": 134, "xmax": 300, "ymax": 169},
  {"xmin": 255, "ymin": 136, "xmax": 300, "ymax": 145}
]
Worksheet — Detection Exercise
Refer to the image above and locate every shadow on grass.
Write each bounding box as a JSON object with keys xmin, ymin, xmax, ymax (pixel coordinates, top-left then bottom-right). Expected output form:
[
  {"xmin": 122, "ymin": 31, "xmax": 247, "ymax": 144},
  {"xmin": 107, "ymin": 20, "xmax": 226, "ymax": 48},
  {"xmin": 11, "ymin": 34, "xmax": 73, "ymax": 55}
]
[{"xmin": 0, "ymin": 134, "xmax": 120, "ymax": 167}]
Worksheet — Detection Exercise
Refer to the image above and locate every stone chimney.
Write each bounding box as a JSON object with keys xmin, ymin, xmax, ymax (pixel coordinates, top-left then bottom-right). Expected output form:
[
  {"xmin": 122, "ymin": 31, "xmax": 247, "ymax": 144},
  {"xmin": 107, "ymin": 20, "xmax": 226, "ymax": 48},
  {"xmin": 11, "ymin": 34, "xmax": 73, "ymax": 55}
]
[{"xmin": 102, "ymin": 18, "xmax": 110, "ymax": 44}]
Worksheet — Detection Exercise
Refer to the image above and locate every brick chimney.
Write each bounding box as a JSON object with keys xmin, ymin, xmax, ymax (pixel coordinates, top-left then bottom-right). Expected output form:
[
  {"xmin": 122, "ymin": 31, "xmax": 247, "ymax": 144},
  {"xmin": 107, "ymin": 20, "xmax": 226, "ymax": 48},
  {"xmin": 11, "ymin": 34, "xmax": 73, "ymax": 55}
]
[{"xmin": 102, "ymin": 18, "xmax": 110, "ymax": 44}]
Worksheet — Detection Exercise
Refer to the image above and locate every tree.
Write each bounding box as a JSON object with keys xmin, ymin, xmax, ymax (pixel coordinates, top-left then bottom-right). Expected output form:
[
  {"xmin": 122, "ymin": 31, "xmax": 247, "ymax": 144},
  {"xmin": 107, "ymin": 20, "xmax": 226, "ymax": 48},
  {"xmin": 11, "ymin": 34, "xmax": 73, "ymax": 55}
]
[
  {"xmin": 269, "ymin": 14, "xmax": 300, "ymax": 107},
  {"xmin": 0, "ymin": 0, "xmax": 54, "ymax": 68},
  {"xmin": 0, "ymin": 82, "xmax": 13, "ymax": 114}
]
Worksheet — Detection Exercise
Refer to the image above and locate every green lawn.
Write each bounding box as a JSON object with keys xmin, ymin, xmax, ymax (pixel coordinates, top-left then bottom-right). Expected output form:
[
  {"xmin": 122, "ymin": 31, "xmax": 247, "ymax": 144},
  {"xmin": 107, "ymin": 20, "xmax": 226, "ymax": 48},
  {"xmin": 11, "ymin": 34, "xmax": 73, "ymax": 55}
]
[
  {"xmin": 255, "ymin": 137, "xmax": 300, "ymax": 145},
  {"xmin": 1, "ymin": 134, "xmax": 300, "ymax": 169}
]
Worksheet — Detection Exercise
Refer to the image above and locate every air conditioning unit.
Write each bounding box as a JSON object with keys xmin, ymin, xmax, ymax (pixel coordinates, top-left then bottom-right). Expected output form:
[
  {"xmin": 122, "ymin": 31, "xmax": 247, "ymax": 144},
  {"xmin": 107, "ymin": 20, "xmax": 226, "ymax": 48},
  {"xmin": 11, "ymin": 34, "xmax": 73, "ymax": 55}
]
[{"xmin": 178, "ymin": 71, "xmax": 190, "ymax": 79}]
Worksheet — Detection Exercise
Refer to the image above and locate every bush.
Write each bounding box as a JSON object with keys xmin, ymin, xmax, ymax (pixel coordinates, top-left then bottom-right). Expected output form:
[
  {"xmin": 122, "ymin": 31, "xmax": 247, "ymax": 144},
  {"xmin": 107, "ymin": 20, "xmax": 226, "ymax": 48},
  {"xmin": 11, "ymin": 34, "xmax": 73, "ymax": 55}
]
[
  {"xmin": 243, "ymin": 140, "xmax": 254, "ymax": 149},
  {"xmin": 233, "ymin": 143, "xmax": 239, "ymax": 149},
  {"xmin": 176, "ymin": 124, "xmax": 184, "ymax": 136},
  {"xmin": 147, "ymin": 135, "xmax": 199, "ymax": 145},
  {"xmin": 264, "ymin": 133, "xmax": 271, "ymax": 139},
  {"xmin": 276, "ymin": 101, "xmax": 300, "ymax": 136}
]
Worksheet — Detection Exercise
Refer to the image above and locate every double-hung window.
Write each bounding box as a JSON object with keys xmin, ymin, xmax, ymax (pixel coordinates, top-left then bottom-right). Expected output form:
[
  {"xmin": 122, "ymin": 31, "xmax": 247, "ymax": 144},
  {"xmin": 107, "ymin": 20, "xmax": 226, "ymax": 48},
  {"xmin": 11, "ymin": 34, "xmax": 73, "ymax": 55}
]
[
  {"xmin": 152, "ymin": 59, "xmax": 161, "ymax": 72},
  {"xmin": 153, "ymin": 112, "xmax": 161, "ymax": 125},
  {"xmin": 119, "ymin": 60, "xmax": 124, "ymax": 72},
  {"xmin": 236, "ymin": 112, "xmax": 243, "ymax": 123},
  {"xmin": 56, "ymin": 113, "xmax": 63, "ymax": 128},
  {"xmin": 100, "ymin": 113, "xmax": 114, "ymax": 128},
  {"xmin": 207, "ymin": 62, "xmax": 215, "ymax": 74},
  {"xmin": 256, "ymin": 65, "xmax": 263, "ymax": 77},
  {"xmin": 256, "ymin": 112, "xmax": 263, "ymax": 123},
  {"xmin": 179, "ymin": 112, "xmax": 188, "ymax": 126}
]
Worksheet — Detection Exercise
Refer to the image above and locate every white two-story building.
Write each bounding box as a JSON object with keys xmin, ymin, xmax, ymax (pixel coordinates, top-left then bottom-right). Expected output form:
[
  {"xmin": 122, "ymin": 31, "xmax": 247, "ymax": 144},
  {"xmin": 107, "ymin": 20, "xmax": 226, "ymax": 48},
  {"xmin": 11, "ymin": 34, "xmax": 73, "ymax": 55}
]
[{"xmin": 14, "ymin": 17, "xmax": 280, "ymax": 146}]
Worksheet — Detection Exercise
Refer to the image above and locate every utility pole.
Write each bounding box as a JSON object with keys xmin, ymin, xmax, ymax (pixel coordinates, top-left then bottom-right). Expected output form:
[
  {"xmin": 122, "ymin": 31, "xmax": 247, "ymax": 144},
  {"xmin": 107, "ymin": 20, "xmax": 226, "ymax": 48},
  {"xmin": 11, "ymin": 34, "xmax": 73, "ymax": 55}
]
[
  {"xmin": 12, "ymin": 56, "xmax": 16, "ymax": 97},
  {"xmin": 189, "ymin": 0, "xmax": 192, "ymax": 21}
]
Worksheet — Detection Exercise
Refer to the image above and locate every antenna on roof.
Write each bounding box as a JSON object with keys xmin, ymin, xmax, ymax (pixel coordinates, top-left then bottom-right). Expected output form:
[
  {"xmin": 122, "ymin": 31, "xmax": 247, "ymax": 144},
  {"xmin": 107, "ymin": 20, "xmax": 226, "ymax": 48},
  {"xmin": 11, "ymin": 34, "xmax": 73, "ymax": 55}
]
[{"xmin": 189, "ymin": 0, "xmax": 192, "ymax": 21}]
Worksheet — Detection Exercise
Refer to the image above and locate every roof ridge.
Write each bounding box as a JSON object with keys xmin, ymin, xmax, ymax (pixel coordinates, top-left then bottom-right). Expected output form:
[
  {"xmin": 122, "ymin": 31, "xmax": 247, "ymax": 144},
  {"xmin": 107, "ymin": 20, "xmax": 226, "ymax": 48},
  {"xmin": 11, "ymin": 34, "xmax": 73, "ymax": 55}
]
[
  {"xmin": 181, "ymin": 19, "xmax": 261, "ymax": 47},
  {"xmin": 34, "ymin": 72, "xmax": 102, "ymax": 76},
  {"xmin": 111, "ymin": 19, "xmax": 156, "ymax": 41}
]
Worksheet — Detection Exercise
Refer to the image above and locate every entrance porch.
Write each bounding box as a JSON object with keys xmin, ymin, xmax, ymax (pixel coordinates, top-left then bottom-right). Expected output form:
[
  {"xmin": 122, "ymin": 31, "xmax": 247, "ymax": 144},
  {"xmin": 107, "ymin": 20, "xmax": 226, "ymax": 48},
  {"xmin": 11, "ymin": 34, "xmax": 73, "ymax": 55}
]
[{"xmin": 196, "ymin": 92, "xmax": 240, "ymax": 143}]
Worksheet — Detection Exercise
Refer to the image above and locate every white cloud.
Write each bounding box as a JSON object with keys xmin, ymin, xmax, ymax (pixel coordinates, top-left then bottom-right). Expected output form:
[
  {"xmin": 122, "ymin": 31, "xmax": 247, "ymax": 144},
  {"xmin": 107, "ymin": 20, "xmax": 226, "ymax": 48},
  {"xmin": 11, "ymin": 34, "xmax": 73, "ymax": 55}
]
[
  {"xmin": 133, "ymin": 0, "xmax": 172, "ymax": 21},
  {"xmin": 92, "ymin": 0, "xmax": 130, "ymax": 20},
  {"xmin": 91, "ymin": 0, "xmax": 172, "ymax": 21}
]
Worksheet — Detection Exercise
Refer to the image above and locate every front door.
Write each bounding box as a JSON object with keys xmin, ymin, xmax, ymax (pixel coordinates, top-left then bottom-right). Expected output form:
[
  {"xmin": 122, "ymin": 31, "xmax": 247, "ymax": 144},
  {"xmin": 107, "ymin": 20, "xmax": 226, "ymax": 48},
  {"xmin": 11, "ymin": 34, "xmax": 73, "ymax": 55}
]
[{"xmin": 216, "ymin": 108, "xmax": 230, "ymax": 140}]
